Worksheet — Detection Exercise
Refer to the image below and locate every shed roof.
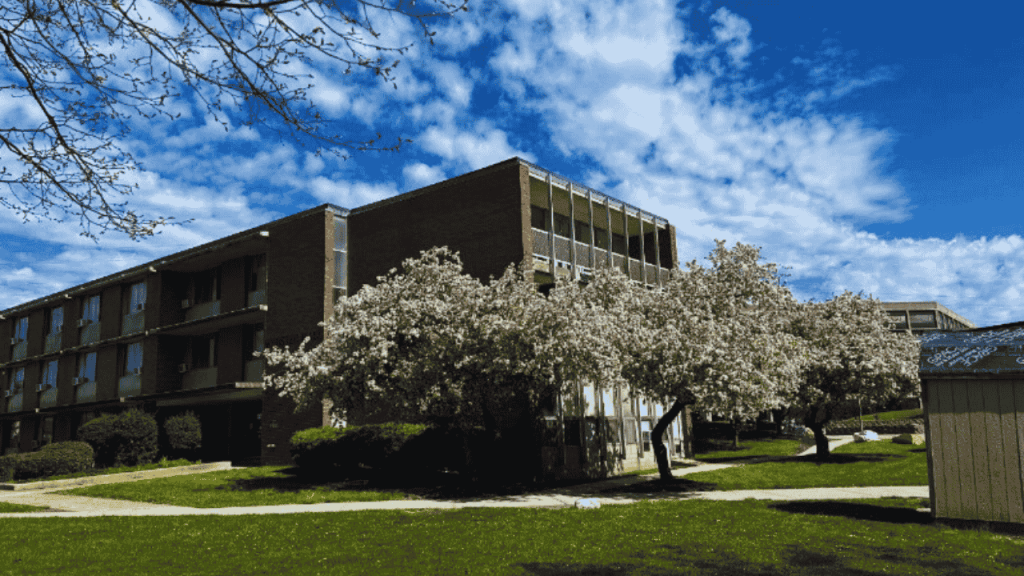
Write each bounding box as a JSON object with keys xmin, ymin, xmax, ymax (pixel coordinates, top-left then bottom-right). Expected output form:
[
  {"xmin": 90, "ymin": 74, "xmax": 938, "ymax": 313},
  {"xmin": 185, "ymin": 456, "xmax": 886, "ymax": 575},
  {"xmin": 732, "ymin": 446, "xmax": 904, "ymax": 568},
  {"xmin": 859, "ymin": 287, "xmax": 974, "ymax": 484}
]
[{"xmin": 919, "ymin": 324, "xmax": 1024, "ymax": 374}]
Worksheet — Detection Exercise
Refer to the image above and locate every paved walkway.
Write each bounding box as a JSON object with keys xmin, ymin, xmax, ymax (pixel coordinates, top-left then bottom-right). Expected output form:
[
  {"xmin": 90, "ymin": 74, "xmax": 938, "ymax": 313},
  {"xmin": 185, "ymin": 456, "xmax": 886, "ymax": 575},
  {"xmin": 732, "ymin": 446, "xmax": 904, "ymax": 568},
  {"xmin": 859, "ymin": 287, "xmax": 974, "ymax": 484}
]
[{"xmin": 0, "ymin": 434, "xmax": 928, "ymax": 518}]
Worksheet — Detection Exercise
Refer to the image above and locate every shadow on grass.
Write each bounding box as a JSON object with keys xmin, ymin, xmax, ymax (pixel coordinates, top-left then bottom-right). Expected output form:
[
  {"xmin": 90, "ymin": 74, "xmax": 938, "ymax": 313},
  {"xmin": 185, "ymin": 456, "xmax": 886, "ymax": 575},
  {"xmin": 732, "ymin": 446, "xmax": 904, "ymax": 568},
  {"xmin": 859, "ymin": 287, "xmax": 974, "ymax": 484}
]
[
  {"xmin": 699, "ymin": 451, "xmax": 905, "ymax": 466},
  {"xmin": 516, "ymin": 541, "xmax": 1003, "ymax": 576},
  {"xmin": 769, "ymin": 500, "xmax": 933, "ymax": 525},
  {"xmin": 598, "ymin": 477, "xmax": 720, "ymax": 495}
]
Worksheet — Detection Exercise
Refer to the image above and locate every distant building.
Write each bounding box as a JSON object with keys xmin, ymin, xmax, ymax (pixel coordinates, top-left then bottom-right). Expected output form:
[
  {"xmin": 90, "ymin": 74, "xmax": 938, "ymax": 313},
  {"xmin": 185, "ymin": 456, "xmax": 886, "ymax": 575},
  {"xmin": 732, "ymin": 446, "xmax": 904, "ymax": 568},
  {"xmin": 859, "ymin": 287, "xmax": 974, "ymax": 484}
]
[
  {"xmin": 880, "ymin": 302, "xmax": 975, "ymax": 335},
  {"xmin": 0, "ymin": 157, "xmax": 684, "ymax": 478}
]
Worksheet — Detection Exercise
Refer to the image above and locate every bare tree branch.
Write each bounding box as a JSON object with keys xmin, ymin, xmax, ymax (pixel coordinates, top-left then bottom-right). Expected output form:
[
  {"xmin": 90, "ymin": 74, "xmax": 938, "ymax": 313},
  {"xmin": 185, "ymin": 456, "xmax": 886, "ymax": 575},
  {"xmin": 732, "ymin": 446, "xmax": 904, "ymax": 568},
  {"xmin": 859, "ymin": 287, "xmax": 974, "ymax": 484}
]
[{"xmin": 0, "ymin": 0, "xmax": 468, "ymax": 239}]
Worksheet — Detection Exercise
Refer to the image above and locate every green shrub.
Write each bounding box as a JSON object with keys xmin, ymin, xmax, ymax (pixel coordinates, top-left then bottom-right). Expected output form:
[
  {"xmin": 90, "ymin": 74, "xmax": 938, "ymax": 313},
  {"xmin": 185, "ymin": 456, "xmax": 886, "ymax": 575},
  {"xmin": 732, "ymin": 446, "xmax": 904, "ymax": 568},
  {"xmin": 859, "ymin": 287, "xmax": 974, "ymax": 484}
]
[
  {"xmin": 164, "ymin": 411, "xmax": 202, "ymax": 457},
  {"xmin": 0, "ymin": 455, "xmax": 15, "ymax": 482},
  {"xmin": 290, "ymin": 426, "xmax": 347, "ymax": 476},
  {"xmin": 79, "ymin": 410, "xmax": 158, "ymax": 467},
  {"xmin": 2, "ymin": 442, "xmax": 94, "ymax": 481},
  {"xmin": 290, "ymin": 423, "xmax": 431, "ymax": 478}
]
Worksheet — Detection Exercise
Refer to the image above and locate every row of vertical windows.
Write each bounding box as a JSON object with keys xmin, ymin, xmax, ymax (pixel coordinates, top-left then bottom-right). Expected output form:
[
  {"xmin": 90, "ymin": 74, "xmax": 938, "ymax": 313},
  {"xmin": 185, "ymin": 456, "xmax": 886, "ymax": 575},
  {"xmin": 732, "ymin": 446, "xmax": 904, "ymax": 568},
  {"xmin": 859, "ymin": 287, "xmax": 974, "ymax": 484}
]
[{"xmin": 333, "ymin": 216, "xmax": 347, "ymax": 304}]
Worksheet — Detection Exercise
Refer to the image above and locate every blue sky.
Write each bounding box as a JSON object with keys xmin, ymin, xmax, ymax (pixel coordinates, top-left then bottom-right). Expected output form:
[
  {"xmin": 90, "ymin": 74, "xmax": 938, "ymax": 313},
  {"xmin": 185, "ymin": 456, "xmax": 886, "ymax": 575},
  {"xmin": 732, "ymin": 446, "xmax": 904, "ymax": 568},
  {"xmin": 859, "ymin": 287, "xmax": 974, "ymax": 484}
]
[{"xmin": 1, "ymin": 0, "xmax": 1022, "ymax": 327}]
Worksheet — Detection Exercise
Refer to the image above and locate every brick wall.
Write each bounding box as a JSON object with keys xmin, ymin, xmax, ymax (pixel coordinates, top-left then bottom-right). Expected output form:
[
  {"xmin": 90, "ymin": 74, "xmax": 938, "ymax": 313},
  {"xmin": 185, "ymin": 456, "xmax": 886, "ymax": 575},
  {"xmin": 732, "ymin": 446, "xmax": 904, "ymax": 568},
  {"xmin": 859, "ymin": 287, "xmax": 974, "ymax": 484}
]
[
  {"xmin": 262, "ymin": 209, "xmax": 332, "ymax": 465},
  {"xmin": 348, "ymin": 160, "xmax": 529, "ymax": 291}
]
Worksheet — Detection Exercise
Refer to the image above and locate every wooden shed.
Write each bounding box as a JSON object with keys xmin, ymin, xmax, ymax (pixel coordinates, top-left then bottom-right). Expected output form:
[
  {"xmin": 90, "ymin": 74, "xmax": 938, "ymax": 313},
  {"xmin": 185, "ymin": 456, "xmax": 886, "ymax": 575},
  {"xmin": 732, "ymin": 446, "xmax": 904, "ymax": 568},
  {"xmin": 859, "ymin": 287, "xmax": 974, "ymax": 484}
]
[{"xmin": 919, "ymin": 323, "xmax": 1024, "ymax": 526}]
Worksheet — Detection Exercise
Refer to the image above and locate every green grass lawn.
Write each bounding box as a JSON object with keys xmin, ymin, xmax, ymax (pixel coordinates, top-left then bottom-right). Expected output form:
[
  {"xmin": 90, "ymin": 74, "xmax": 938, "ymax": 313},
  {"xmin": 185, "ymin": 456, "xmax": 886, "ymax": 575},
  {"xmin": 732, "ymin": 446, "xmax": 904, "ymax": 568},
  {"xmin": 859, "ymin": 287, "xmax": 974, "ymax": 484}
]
[
  {"xmin": 59, "ymin": 466, "xmax": 414, "ymax": 508},
  {"xmin": 684, "ymin": 440, "xmax": 928, "ymax": 490},
  {"xmin": 2, "ymin": 498, "xmax": 1022, "ymax": 575},
  {"xmin": 695, "ymin": 438, "xmax": 803, "ymax": 462},
  {"xmin": 0, "ymin": 501, "xmax": 49, "ymax": 513},
  {"xmin": 837, "ymin": 408, "xmax": 924, "ymax": 425}
]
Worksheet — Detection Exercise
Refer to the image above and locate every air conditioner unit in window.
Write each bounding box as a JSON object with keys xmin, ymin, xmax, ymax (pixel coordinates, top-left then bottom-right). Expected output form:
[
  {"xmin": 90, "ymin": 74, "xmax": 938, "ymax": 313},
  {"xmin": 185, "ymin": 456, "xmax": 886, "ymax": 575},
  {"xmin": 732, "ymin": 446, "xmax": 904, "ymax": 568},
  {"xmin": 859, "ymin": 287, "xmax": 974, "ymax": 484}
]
[
  {"xmin": 135, "ymin": 304, "xmax": 144, "ymax": 312},
  {"xmin": 9, "ymin": 338, "xmax": 16, "ymax": 346},
  {"xmin": 130, "ymin": 367, "xmax": 141, "ymax": 375},
  {"xmin": 36, "ymin": 383, "xmax": 50, "ymax": 392},
  {"xmin": 181, "ymin": 299, "xmax": 191, "ymax": 309},
  {"xmin": 178, "ymin": 363, "xmax": 190, "ymax": 374},
  {"xmin": 4, "ymin": 390, "xmax": 11, "ymax": 398},
  {"xmin": 77, "ymin": 318, "xmax": 89, "ymax": 327},
  {"xmin": 72, "ymin": 377, "xmax": 83, "ymax": 386}
]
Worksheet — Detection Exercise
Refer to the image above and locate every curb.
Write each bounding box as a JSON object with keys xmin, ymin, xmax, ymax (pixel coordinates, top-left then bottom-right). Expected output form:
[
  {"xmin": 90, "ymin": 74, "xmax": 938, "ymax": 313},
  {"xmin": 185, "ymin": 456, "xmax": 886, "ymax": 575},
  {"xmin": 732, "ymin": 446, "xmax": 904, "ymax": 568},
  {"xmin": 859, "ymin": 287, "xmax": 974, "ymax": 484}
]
[{"xmin": 0, "ymin": 462, "xmax": 233, "ymax": 492}]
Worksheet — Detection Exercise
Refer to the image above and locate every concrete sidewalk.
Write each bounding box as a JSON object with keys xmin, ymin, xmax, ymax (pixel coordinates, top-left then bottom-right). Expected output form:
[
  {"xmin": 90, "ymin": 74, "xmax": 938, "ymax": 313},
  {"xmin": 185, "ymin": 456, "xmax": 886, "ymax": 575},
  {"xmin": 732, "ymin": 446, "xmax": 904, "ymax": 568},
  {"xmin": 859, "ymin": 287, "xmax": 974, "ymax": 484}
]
[
  {"xmin": 0, "ymin": 434, "xmax": 926, "ymax": 518},
  {"xmin": 0, "ymin": 484, "xmax": 930, "ymax": 518}
]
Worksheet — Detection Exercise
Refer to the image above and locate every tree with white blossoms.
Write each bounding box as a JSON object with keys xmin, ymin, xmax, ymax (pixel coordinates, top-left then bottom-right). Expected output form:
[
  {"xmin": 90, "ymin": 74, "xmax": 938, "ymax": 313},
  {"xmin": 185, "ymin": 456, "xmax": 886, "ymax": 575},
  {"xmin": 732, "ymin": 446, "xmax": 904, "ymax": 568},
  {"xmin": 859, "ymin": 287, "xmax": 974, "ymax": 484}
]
[
  {"xmin": 590, "ymin": 241, "xmax": 804, "ymax": 481},
  {"xmin": 261, "ymin": 246, "xmax": 622, "ymax": 478},
  {"xmin": 783, "ymin": 292, "xmax": 920, "ymax": 460}
]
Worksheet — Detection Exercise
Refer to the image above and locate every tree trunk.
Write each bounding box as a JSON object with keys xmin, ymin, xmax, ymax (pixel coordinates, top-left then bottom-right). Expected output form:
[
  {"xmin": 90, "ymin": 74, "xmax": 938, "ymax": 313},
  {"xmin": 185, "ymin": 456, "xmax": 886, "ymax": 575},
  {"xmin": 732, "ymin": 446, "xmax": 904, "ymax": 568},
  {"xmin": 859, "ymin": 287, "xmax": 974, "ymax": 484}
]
[
  {"xmin": 653, "ymin": 400, "xmax": 686, "ymax": 481},
  {"xmin": 806, "ymin": 422, "xmax": 830, "ymax": 461},
  {"xmin": 732, "ymin": 422, "xmax": 741, "ymax": 449}
]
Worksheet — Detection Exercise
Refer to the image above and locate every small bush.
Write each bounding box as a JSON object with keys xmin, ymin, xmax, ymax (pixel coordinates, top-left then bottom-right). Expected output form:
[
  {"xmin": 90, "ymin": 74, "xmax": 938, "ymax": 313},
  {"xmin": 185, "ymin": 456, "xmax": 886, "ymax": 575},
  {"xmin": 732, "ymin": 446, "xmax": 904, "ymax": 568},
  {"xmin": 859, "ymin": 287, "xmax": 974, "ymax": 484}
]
[
  {"xmin": 164, "ymin": 411, "xmax": 202, "ymax": 457},
  {"xmin": 0, "ymin": 455, "xmax": 16, "ymax": 482},
  {"xmin": 1, "ymin": 442, "xmax": 94, "ymax": 481},
  {"xmin": 79, "ymin": 410, "xmax": 158, "ymax": 467}
]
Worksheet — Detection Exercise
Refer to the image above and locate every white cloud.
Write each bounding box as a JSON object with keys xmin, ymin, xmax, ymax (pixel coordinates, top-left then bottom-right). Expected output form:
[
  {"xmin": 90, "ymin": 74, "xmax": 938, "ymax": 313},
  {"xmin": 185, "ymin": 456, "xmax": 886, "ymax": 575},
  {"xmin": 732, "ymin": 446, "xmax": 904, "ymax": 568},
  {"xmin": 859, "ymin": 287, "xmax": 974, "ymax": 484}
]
[
  {"xmin": 403, "ymin": 162, "xmax": 447, "ymax": 189},
  {"xmin": 419, "ymin": 120, "xmax": 534, "ymax": 169},
  {"xmin": 710, "ymin": 7, "xmax": 754, "ymax": 69}
]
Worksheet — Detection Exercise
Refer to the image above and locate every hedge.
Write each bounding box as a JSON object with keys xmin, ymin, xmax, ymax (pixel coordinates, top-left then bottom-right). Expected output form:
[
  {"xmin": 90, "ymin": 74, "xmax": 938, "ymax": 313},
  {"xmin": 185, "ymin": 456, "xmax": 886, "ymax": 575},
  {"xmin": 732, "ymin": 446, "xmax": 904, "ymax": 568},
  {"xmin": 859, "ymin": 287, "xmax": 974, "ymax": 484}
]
[
  {"xmin": 290, "ymin": 423, "xmax": 438, "ymax": 478},
  {"xmin": 78, "ymin": 409, "xmax": 159, "ymax": 467},
  {"xmin": 0, "ymin": 441, "xmax": 94, "ymax": 482}
]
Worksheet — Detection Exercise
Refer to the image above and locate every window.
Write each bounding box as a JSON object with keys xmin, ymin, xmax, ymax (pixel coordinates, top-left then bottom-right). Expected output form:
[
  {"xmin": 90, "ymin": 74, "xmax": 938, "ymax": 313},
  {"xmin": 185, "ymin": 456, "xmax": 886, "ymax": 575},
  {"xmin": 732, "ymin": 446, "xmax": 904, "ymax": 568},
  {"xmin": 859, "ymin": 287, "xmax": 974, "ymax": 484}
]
[
  {"xmin": 192, "ymin": 269, "xmax": 221, "ymax": 304},
  {"xmin": 593, "ymin": 227, "xmax": 610, "ymax": 250},
  {"xmin": 252, "ymin": 324, "xmax": 265, "ymax": 355},
  {"xmin": 333, "ymin": 215, "xmax": 347, "ymax": 303},
  {"xmin": 247, "ymin": 254, "xmax": 267, "ymax": 293},
  {"xmin": 612, "ymin": 232, "xmax": 626, "ymax": 255},
  {"xmin": 40, "ymin": 360, "xmax": 58, "ymax": 390},
  {"xmin": 574, "ymin": 220, "xmax": 592, "ymax": 244},
  {"xmin": 553, "ymin": 213, "xmax": 571, "ymax": 238},
  {"xmin": 125, "ymin": 282, "xmax": 146, "ymax": 313},
  {"xmin": 4, "ymin": 421, "xmax": 20, "ymax": 454},
  {"xmin": 76, "ymin": 352, "xmax": 97, "ymax": 383},
  {"xmin": 188, "ymin": 335, "xmax": 217, "ymax": 368},
  {"xmin": 37, "ymin": 417, "xmax": 53, "ymax": 447},
  {"xmin": 47, "ymin": 306, "xmax": 63, "ymax": 335},
  {"xmin": 8, "ymin": 367, "xmax": 25, "ymax": 395},
  {"xmin": 123, "ymin": 342, "xmax": 143, "ymax": 376},
  {"xmin": 12, "ymin": 317, "xmax": 28, "ymax": 342},
  {"xmin": 81, "ymin": 295, "xmax": 100, "ymax": 325},
  {"xmin": 530, "ymin": 206, "xmax": 548, "ymax": 231}
]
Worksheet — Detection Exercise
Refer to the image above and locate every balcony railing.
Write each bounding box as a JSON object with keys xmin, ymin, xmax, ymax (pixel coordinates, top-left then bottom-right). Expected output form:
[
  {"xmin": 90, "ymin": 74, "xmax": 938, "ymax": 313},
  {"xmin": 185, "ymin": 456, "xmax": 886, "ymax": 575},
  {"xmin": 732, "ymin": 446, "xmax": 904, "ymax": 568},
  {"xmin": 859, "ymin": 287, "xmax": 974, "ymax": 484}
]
[
  {"xmin": 185, "ymin": 300, "xmax": 221, "ymax": 322},
  {"xmin": 5, "ymin": 392, "xmax": 23, "ymax": 413},
  {"xmin": 39, "ymin": 387, "xmax": 57, "ymax": 409},
  {"xmin": 74, "ymin": 381, "xmax": 96, "ymax": 404},
  {"xmin": 182, "ymin": 367, "xmax": 218, "ymax": 390},
  {"xmin": 247, "ymin": 290, "xmax": 267, "ymax": 308},
  {"xmin": 118, "ymin": 374, "xmax": 142, "ymax": 397},
  {"xmin": 122, "ymin": 311, "xmax": 145, "ymax": 336},
  {"xmin": 80, "ymin": 322, "xmax": 101, "ymax": 346},
  {"xmin": 11, "ymin": 340, "xmax": 27, "ymax": 361},
  {"xmin": 244, "ymin": 359, "xmax": 265, "ymax": 383},
  {"xmin": 44, "ymin": 332, "xmax": 62, "ymax": 354}
]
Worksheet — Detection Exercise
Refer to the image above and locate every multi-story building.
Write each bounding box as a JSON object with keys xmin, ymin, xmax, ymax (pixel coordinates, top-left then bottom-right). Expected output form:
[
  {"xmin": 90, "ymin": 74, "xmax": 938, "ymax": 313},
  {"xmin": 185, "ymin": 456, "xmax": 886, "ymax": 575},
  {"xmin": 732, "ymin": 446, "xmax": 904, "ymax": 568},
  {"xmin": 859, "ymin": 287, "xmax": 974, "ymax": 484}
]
[
  {"xmin": 0, "ymin": 157, "xmax": 683, "ymax": 478},
  {"xmin": 880, "ymin": 302, "xmax": 975, "ymax": 335}
]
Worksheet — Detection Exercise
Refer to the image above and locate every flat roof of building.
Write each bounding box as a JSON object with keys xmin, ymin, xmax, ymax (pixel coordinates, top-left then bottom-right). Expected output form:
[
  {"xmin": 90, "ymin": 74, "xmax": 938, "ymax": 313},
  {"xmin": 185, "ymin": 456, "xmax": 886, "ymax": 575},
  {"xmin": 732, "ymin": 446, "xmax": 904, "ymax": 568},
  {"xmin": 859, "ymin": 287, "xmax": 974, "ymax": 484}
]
[{"xmin": 880, "ymin": 301, "xmax": 975, "ymax": 328}]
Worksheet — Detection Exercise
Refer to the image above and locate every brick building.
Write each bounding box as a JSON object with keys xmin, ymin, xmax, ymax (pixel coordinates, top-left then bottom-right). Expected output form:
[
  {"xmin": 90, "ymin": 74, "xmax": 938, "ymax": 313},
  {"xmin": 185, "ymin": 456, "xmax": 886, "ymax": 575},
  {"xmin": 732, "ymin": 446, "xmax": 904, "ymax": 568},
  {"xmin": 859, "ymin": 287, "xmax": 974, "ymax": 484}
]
[{"xmin": 0, "ymin": 157, "xmax": 683, "ymax": 477}]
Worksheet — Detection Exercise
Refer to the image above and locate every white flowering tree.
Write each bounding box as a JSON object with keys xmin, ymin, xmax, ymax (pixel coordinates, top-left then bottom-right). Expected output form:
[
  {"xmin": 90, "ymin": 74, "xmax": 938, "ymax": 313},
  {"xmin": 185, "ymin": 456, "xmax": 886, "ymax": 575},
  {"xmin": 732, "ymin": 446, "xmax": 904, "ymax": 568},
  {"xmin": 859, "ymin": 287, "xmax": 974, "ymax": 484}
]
[
  {"xmin": 783, "ymin": 292, "xmax": 920, "ymax": 460},
  {"xmin": 592, "ymin": 241, "xmax": 804, "ymax": 480},
  {"xmin": 262, "ymin": 247, "xmax": 622, "ymax": 477}
]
